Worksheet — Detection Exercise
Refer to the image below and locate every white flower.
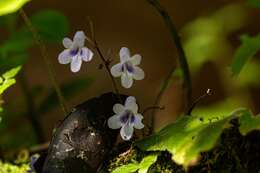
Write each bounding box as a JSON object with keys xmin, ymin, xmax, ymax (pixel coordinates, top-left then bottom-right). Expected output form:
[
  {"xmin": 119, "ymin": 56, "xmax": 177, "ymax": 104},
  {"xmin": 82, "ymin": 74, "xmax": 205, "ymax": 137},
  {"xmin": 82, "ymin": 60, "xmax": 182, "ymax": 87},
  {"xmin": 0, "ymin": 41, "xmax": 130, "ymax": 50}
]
[
  {"xmin": 108, "ymin": 96, "xmax": 144, "ymax": 141},
  {"xmin": 111, "ymin": 47, "xmax": 145, "ymax": 88},
  {"xmin": 58, "ymin": 31, "xmax": 94, "ymax": 73}
]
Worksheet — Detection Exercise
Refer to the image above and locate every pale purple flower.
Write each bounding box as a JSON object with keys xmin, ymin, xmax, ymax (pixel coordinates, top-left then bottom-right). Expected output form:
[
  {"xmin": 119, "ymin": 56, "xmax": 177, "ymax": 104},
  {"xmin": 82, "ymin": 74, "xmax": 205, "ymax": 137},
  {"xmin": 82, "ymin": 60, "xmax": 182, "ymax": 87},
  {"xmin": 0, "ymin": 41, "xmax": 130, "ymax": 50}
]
[
  {"xmin": 111, "ymin": 47, "xmax": 145, "ymax": 88},
  {"xmin": 58, "ymin": 31, "xmax": 94, "ymax": 73},
  {"xmin": 108, "ymin": 96, "xmax": 144, "ymax": 140}
]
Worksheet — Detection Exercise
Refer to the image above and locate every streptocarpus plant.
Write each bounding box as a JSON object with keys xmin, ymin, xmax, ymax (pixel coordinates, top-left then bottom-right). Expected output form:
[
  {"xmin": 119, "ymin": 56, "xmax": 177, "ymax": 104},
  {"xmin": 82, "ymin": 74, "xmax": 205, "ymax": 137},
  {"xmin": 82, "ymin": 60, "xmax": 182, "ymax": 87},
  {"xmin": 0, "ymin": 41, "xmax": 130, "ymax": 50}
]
[{"xmin": 3, "ymin": 0, "xmax": 259, "ymax": 173}]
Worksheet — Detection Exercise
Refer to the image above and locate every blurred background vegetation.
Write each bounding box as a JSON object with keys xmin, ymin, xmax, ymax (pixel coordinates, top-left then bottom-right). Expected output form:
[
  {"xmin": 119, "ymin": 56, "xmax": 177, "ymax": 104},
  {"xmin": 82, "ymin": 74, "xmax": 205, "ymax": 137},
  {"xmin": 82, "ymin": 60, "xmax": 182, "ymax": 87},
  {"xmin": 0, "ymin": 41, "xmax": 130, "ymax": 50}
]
[{"xmin": 0, "ymin": 0, "xmax": 260, "ymax": 158}]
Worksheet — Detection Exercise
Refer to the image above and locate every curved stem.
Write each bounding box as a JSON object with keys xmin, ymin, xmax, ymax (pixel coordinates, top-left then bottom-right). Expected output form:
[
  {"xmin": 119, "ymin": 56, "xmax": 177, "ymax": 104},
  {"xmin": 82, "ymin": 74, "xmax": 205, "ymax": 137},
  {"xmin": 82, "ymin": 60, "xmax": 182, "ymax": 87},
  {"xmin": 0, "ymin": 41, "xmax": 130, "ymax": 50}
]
[
  {"xmin": 19, "ymin": 9, "xmax": 68, "ymax": 115},
  {"xmin": 147, "ymin": 0, "xmax": 192, "ymax": 113}
]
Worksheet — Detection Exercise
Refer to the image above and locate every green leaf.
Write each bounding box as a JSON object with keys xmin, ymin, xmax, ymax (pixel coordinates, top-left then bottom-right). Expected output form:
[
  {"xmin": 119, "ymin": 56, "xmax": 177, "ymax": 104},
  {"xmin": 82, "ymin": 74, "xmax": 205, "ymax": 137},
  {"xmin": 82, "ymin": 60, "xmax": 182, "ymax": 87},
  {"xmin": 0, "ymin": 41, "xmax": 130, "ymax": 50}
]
[
  {"xmin": 248, "ymin": 0, "xmax": 260, "ymax": 8},
  {"xmin": 0, "ymin": 66, "xmax": 21, "ymax": 95},
  {"xmin": 38, "ymin": 77, "xmax": 93, "ymax": 114},
  {"xmin": 138, "ymin": 154, "xmax": 158, "ymax": 173},
  {"xmin": 30, "ymin": 10, "xmax": 69, "ymax": 42},
  {"xmin": 135, "ymin": 106, "xmax": 255, "ymax": 167},
  {"xmin": 0, "ymin": 30, "xmax": 33, "ymax": 56},
  {"xmin": 231, "ymin": 34, "xmax": 260, "ymax": 76},
  {"xmin": 112, "ymin": 154, "xmax": 158, "ymax": 173},
  {"xmin": 0, "ymin": 0, "xmax": 30, "ymax": 16},
  {"xmin": 112, "ymin": 163, "xmax": 139, "ymax": 173},
  {"xmin": 239, "ymin": 110, "xmax": 260, "ymax": 135}
]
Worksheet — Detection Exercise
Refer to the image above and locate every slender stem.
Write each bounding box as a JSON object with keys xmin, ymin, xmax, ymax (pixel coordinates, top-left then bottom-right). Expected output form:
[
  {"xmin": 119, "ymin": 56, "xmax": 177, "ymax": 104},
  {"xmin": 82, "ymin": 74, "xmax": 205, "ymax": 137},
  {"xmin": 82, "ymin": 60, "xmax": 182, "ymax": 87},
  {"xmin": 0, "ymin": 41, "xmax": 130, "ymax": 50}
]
[
  {"xmin": 18, "ymin": 71, "xmax": 45, "ymax": 143},
  {"xmin": 19, "ymin": 9, "xmax": 68, "ymax": 115},
  {"xmin": 94, "ymin": 41, "xmax": 122, "ymax": 102},
  {"xmin": 147, "ymin": 0, "xmax": 192, "ymax": 113},
  {"xmin": 187, "ymin": 89, "xmax": 212, "ymax": 115},
  {"xmin": 84, "ymin": 19, "xmax": 121, "ymax": 102}
]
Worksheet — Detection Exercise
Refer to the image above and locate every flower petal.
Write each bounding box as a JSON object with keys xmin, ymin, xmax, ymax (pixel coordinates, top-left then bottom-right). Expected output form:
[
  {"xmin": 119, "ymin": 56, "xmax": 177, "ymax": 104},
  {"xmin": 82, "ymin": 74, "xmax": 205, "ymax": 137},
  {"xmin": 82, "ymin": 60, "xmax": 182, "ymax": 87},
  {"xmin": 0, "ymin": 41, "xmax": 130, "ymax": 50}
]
[
  {"xmin": 81, "ymin": 47, "xmax": 94, "ymax": 62},
  {"xmin": 132, "ymin": 66, "xmax": 145, "ymax": 80},
  {"xmin": 125, "ymin": 96, "xmax": 138, "ymax": 113},
  {"xmin": 113, "ymin": 103, "xmax": 125, "ymax": 114},
  {"xmin": 111, "ymin": 63, "xmax": 123, "ymax": 77},
  {"xmin": 130, "ymin": 54, "xmax": 141, "ymax": 65},
  {"xmin": 70, "ymin": 56, "xmax": 82, "ymax": 73},
  {"xmin": 119, "ymin": 47, "xmax": 130, "ymax": 62},
  {"xmin": 133, "ymin": 114, "xmax": 144, "ymax": 129},
  {"xmin": 108, "ymin": 115, "xmax": 121, "ymax": 129},
  {"xmin": 73, "ymin": 31, "xmax": 86, "ymax": 48},
  {"xmin": 121, "ymin": 73, "xmax": 133, "ymax": 88},
  {"xmin": 120, "ymin": 124, "xmax": 134, "ymax": 141},
  {"xmin": 58, "ymin": 49, "xmax": 71, "ymax": 64},
  {"xmin": 62, "ymin": 38, "xmax": 73, "ymax": 48}
]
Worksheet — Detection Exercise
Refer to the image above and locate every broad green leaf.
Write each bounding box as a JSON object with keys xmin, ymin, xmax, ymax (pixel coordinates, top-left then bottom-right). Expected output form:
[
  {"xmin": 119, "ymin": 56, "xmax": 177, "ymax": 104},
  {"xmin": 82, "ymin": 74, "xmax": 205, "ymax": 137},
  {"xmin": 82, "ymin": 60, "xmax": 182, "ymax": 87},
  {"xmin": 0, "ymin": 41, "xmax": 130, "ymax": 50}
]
[
  {"xmin": 38, "ymin": 77, "xmax": 93, "ymax": 114},
  {"xmin": 0, "ymin": 0, "xmax": 30, "ymax": 16},
  {"xmin": 112, "ymin": 163, "xmax": 139, "ymax": 173},
  {"xmin": 231, "ymin": 34, "xmax": 260, "ymax": 76},
  {"xmin": 138, "ymin": 154, "xmax": 158, "ymax": 173},
  {"xmin": 0, "ymin": 66, "xmax": 21, "ymax": 95},
  {"xmin": 30, "ymin": 10, "xmax": 69, "ymax": 42},
  {"xmin": 135, "ymin": 107, "xmax": 252, "ymax": 167},
  {"xmin": 239, "ymin": 110, "xmax": 260, "ymax": 135},
  {"xmin": 248, "ymin": 0, "xmax": 260, "ymax": 8}
]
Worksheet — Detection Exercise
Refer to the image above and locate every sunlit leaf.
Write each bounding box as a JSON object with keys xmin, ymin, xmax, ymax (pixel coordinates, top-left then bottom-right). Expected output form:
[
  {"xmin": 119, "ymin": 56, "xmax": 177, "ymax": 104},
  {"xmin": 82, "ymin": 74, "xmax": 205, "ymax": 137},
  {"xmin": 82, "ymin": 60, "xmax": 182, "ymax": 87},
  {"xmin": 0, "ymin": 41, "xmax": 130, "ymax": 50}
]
[
  {"xmin": 38, "ymin": 77, "xmax": 93, "ymax": 114},
  {"xmin": 248, "ymin": 0, "xmax": 260, "ymax": 8},
  {"xmin": 112, "ymin": 154, "xmax": 158, "ymax": 173},
  {"xmin": 0, "ymin": 66, "xmax": 21, "ymax": 95},
  {"xmin": 112, "ymin": 163, "xmax": 139, "ymax": 173},
  {"xmin": 138, "ymin": 154, "xmax": 158, "ymax": 173},
  {"xmin": 135, "ymin": 106, "xmax": 257, "ymax": 167},
  {"xmin": 231, "ymin": 34, "xmax": 260, "ymax": 76},
  {"xmin": 30, "ymin": 10, "xmax": 69, "ymax": 42},
  {"xmin": 239, "ymin": 110, "xmax": 260, "ymax": 135},
  {"xmin": 0, "ymin": 0, "xmax": 30, "ymax": 16}
]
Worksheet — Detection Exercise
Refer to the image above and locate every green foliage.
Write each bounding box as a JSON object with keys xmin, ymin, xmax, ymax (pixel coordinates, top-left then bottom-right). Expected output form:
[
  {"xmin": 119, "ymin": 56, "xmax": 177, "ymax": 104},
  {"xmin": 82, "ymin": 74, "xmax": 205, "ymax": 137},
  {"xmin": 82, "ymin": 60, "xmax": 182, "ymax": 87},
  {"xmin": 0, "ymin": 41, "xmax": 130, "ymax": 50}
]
[
  {"xmin": 182, "ymin": 3, "xmax": 247, "ymax": 72},
  {"xmin": 112, "ymin": 154, "xmax": 158, "ymax": 173},
  {"xmin": 0, "ymin": 161, "xmax": 29, "ymax": 173},
  {"xmin": 0, "ymin": 0, "xmax": 30, "ymax": 16},
  {"xmin": 248, "ymin": 0, "xmax": 260, "ymax": 8},
  {"xmin": 0, "ymin": 66, "xmax": 21, "ymax": 95},
  {"xmin": 231, "ymin": 34, "xmax": 260, "ymax": 76},
  {"xmin": 30, "ymin": 10, "xmax": 69, "ymax": 42},
  {"xmin": 0, "ymin": 9, "xmax": 69, "ymax": 73},
  {"xmin": 136, "ymin": 108, "xmax": 260, "ymax": 168},
  {"xmin": 239, "ymin": 109, "xmax": 260, "ymax": 135}
]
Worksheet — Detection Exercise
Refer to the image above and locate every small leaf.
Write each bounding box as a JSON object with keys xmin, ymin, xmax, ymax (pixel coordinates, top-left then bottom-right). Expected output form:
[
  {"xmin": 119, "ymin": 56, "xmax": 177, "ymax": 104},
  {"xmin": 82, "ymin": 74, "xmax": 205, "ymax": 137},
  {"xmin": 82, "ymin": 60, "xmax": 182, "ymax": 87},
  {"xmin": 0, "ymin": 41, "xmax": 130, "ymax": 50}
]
[
  {"xmin": 0, "ymin": 66, "xmax": 21, "ymax": 95},
  {"xmin": 30, "ymin": 10, "xmax": 69, "ymax": 42},
  {"xmin": 0, "ymin": 0, "xmax": 30, "ymax": 16},
  {"xmin": 248, "ymin": 0, "xmax": 260, "ymax": 8},
  {"xmin": 2, "ymin": 66, "xmax": 21, "ymax": 79},
  {"xmin": 138, "ymin": 154, "xmax": 158, "ymax": 173},
  {"xmin": 231, "ymin": 34, "xmax": 260, "ymax": 76},
  {"xmin": 239, "ymin": 110, "xmax": 260, "ymax": 135},
  {"xmin": 112, "ymin": 163, "xmax": 139, "ymax": 173}
]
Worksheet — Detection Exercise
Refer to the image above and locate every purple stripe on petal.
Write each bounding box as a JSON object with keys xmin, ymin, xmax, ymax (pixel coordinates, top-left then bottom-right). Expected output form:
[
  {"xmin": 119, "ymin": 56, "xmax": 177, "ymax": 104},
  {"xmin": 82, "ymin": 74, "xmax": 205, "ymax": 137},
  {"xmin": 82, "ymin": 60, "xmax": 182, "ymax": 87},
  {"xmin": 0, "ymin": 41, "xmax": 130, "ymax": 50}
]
[
  {"xmin": 121, "ymin": 62, "xmax": 134, "ymax": 73},
  {"xmin": 120, "ymin": 110, "xmax": 134, "ymax": 124},
  {"xmin": 70, "ymin": 48, "xmax": 79, "ymax": 56}
]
